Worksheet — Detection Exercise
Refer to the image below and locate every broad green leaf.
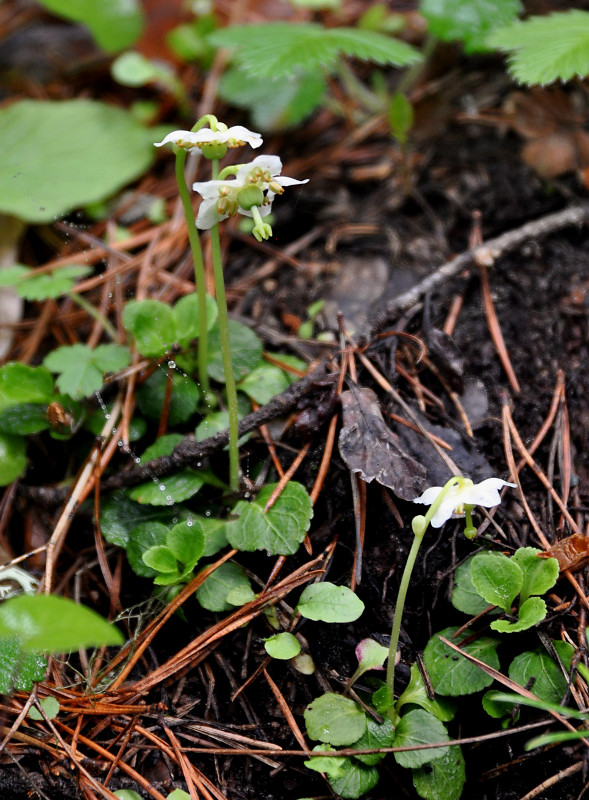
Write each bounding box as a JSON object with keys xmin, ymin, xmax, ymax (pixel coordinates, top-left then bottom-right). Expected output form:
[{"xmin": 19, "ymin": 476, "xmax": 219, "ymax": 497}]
[
  {"xmin": 0, "ymin": 363, "xmax": 54, "ymax": 413},
  {"xmin": 396, "ymin": 664, "xmax": 456, "ymax": 722},
  {"xmin": 29, "ymin": 696, "xmax": 60, "ymax": 721},
  {"xmin": 304, "ymin": 745, "xmax": 348, "ymax": 779},
  {"xmin": 123, "ymin": 300, "xmax": 176, "ymax": 357},
  {"xmin": 264, "ymin": 632, "xmax": 301, "ymax": 660},
  {"xmin": 36, "ymin": 0, "xmax": 143, "ymax": 52},
  {"xmin": 470, "ymin": 551, "xmax": 523, "ymax": 611},
  {"xmin": 195, "ymin": 403, "xmax": 251, "ymax": 446},
  {"xmin": 328, "ymin": 758, "xmax": 379, "ymax": 799},
  {"xmin": 0, "ymin": 595, "xmax": 123, "ymax": 652},
  {"xmin": 0, "ymin": 637, "xmax": 47, "ymax": 693},
  {"xmin": 225, "ymin": 584, "xmax": 256, "ymax": 605},
  {"xmin": 0, "ymin": 264, "xmax": 92, "ymax": 300},
  {"xmin": 227, "ymin": 481, "xmax": 313, "ymax": 555},
  {"xmin": 167, "ymin": 520, "xmax": 205, "ymax": 567},
  {"xmin": 190, "ymin": 516, "xmax": 228, "ymax": 557},
  {"xmin": 488, "ymin": 11, "xmax": 589, "ymax": 85},
  {"xmin": 114, "ymin": 791, "xmax": 143, "ymax": 800},
  {"xmin": 126, "ymin": 522, "xmax": 169, "ymax": 577},
  {"xmin": 0, "ymin": 404, "xmax": 50, "ymax": 436},
  {"xmin": 412, "ymin": 746, "xmax": 466, "ymax": 800},
  {"xmin": 0, "ymin": 433, "xmax": 27, "ymax": 485},
  {"xmin": 100, "ymin": 490, "xmax": 190, "ymax": 549},
  {"xmin": 137, "ymin": 370, "xmax": 200, "ymax": 426},
  {"xmin": 393, "ymin": 709, "xmax": 450, "ymax": 769},
  {"xmin": 509, "ymin": 643, "xmax": 574, "ymax": 705},
  {"xmin": 0, "ymin": 100, "xmax": 154, "ymax": 223},
  {"xmin": 173, "ymin": 293, "xmax": 218, "ymax": 347},
  {"xmin": 238, "ymin": 364, "xmax": 291, "ymax": 405},
  {"xmin": 142, "ymin": 545, "xmax": 178, "ymax": 574},
  {"xmin": 481, "ymin": 689, "xmax": 510, "ymax": 719},
  {"xmin": 304, "ymin": 692, "xmax": 366, "ymax": 746},
  {"xmin": 91, "ymin": 344, "xmax": 131, "ymax": 373},
  {"xmin": 196, "ymin": 562, "xmax": 252, "ymax": 612},
  {"xmin": 296, "ymin": 582, "xmax": 364, "ymax": 623},
  {"xmin": 111, "ymin": 51, "xmax": 172, "ymax": 87},
  {"xmin": 129, "ymin": 469, "xmax": 204, "ymax": 505},
  {"xmin": 423, "ymin": 626, "xmax": 500, "ymax": 696},
  {"xmin": 451, "ymin": 557, "xmax": 493, "ymax": 616},
  {"xmin": 511, "ymin": 547, "xmax": 559, "ymax": 604},
  {"xmin": 139, "ymin": 434, "xmax": 184, "ymax": 461},
  {"xmin": 352, "ymin": 717, "xmax": 396, "ymax": 766},
  {"xmin": 490, "ymin": 596, "xmax": 547, "ymax": 633},
  {"xmin": 207, "ymin": 320, "xmax": 263, "ymax": 383},
  {"xmin": 209, "ymin": 22, "xmax": 421, "ymax": 80},
  {"xmin": 421, "ymin": 0, "xmax": 522, "ymax": 53},
  {"xmin": 43, "ymin": 343, "xmax": 130, "ymax": 399}
]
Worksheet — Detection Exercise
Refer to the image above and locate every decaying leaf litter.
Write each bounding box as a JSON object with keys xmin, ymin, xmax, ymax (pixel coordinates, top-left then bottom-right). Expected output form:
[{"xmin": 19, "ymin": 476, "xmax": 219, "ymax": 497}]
[{"xmin": 4, "ymin": 3, "xmax": 589, "ymax": 800}]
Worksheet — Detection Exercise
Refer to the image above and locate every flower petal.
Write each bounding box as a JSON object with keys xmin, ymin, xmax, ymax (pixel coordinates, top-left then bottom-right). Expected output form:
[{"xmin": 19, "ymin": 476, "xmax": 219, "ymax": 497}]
[
  {"xmin": 460, "ymin": 478, "xmax": 516, "ymax": 508},
  {"xmin": 196, "ymin": 199, "xmax": 228, "ymax": 230},
  {"xmin": 224, "ymin": 125, "xmax": 263, "ymax": 147},
  {"xmin": 154, "ymin": 130, "xmax": 194, "ymax": 147},
  {"xmin": 275, "ymin": 176, "xmax": 310, "ymax": 187},
  {"xmin": 192, "ymin": 178, "xmax": 239, "ymax": 200},
  {"xmin": 413, "ymin": 486, "xmax": 444, "ymax": 506}
]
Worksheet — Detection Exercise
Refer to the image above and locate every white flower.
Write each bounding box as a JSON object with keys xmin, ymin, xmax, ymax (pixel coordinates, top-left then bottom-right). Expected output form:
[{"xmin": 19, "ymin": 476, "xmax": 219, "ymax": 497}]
[
  {"xmin": 154, "ymin": 125, "xmax": 263, "ymax": 151},
  {"xmin": 192, "ymin": 155, "xmax": 308, "ymax": 231},
  {"xmin": 413, "ymin": 477, "xmax": 516, "ymax": 528}
]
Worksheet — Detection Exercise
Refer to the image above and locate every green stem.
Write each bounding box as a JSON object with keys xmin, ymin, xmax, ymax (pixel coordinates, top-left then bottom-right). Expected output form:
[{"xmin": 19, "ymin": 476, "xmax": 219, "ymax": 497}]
[
  {"xmin": 175, "ymin": 149, "xmax": 210, "ymax": 398},
  {"xmin": 209, "ymin": 158, "xmax": 239, "ymax": 491},
  {"xmin": 69, "ymin": 292, "xmax": 118, "ymax": 342}
]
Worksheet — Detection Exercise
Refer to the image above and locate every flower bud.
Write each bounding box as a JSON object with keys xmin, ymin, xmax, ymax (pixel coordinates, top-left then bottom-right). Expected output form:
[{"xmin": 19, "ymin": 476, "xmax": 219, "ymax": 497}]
[{"xmin": 412, "ymin": 515, "xmax": 427, "ymax": 536}]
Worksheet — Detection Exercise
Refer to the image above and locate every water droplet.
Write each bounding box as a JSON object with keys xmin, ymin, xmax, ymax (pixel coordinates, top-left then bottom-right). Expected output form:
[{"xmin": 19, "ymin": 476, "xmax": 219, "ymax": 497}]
[
  {"xmin": 205, "ymin": 510, "xmax": 211, "ymax": 517},
  {"xmin": 166, "ymin": 496, "xmax": 173, "ymax": 505},
  {"xmin": 159, "ymin": 484, "xmax": 166, "ymax": 491},
  {"xmin": 135, "ymin": 457, "xmax": 141, "ymax": 464},
  {"xmin": 168, "ymin": 361, "xmax": 176, "ymax": 369},
  {"xmin": 196, "ymin": 461, "xmax": 201, "ymax": 468},
  {"xmin": 244, "ymin": 492, "xmax": 251, "ymax": 499},
  {"xmin": 105, "ymin": 414, "xmax": 111, "ymax": 420},
  {"xmin": 117, "ymin": 440, "xmax": 123, "ymax": 447},
  {"xmin": 186, "ymin": 518, "xmax": 193, "ymax": 527}
]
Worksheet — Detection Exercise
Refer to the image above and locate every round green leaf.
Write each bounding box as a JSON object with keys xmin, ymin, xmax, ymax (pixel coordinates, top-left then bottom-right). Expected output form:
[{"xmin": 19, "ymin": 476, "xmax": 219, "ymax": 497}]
[
  {"xmin": 264, "ymin": 632, "xmax": 301, "ymax": 660},
  {"xmin": 451, "ymin": 557, "xmax": 494, "ymax": 616},
  {"xmin": 490, "ymin": 596, "xmax": 547, "ymax": 633},
  {"xmin": 142, "ymin": 545, "xmax": 178, "ymax": 574},
  {"xmin": 123, "ymin": 300, "xmax": 177, "ymax": 358},
  {"xmin": 303, "ymin": 745, "xmax": 347, "ymax": 779},
  {"xmin": 196, "ymin": 562, "xmax": 252, "ymax": 612},
  {"xmin": 29, "ymin": 696, "xmax": 60, "ymax": 721},
  {"xmin": 393, "ymin": 709, "xmax": 450, "ymax": 769},
  {"xmin": 509, "ymin": 643, "xmax": 574, "ymax": 705},
  {"xmin": 511, "ymin": 547, "xmax": 559, "ymax": 603},
  {"xmin": 1, "ymin": 100, "xmax": 154, "ymax": 223},
  {"xmin": 0, "ymin": 433, "xmax": 27, "ymax": 485},
  {"xmin": 297, "ymin": 582, "xmax": 364, "ymax": 623},
  {"xmin": 471, "ymin": 551, "xmax": 523, "ymax": 612},
  {"xmin": 412, "ymin": 746, "xmax": 466, "ymax": 800},
  {"xmin": 0, "ymin": 404, "xmax": 50, "ymax": 436},
  {"xmin": 0, "ymin": 595, "xmax": 123, "ymax": 652},
  {"xmin": 167, "ymin": 520, "xmax": 205, "ymax": 567},
  {"xmin": 114, "ymin": 791, "xmax": 143, "ymax": 800},
  {"xmin": 173, "ymin": 293, "xmax": 218, "ymax": 347},
  {"xmin": 126, "ymin": 522, "xmax": 169, "ymax": 577},
  {"xmin": 237, "ymin": 364, "xmax": 291, "ymax": 405},
  {"xmin": 352, "ymin": 717, "xmax": 396, "ymax": 766},
  {"xmin": 207, "ymin": 319, "xmax": 263, "ymax": 383},
  {"xmin": 423, "ymin": 626, "xmax": 500, "ymax": 696},
  {"xmin": 305, "ymin": 693, "xmax": 366, "ymax": 746},
  {"xmin": 137, "ymin": 370, "xmax": 199, "ymax": 426},
  {"xmin": 0, "ymin": 363, "xmax": 54, "ymax": 413},
  {"xmin": 328, "ymin": 758, "xmax": 379, "ymax": 799}
]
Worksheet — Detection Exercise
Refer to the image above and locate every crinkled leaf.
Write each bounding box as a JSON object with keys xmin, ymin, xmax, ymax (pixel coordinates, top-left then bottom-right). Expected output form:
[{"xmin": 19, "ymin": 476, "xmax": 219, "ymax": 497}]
[
  {"xmin": 488, "ymin": 11, "xmax": 589, "ymax": 85},
  {"xmin": 328, "ymin": 758, "xmax": 379, "ymax": 799},
  {"xmin": 167, "ymin": 521, "xmax": 205, "ymax": 567},
  {"xmin": 509, "ymin": 643, "xmax": 574, "ymax": 705},
  {"xmin": 207, "ymin": 320, "xmax": 263, "ymax": 383},
  {"xmin": 173, "ymin": 293, "xmax": 218, "ymax": 348},
  {"xmin": 393, "ymin": 709, "xmax": 450, "ymax": 769},
  {"xmin": 0, "ymin": 404, "xmax": 50, "ymax": 435},
  {"xmin": 126, "ymin": 522, "xmax": 169, "ymax": 577},
  {"xmin": 0, "ymin": 99, "xmax": 154, "ymax": 223},
  {"xmin": 137, "ymin": 370, "xmax": 200, "ymax": 426},
  {"xmin": 195, "ymin": 562, "xmax": 252, "ymax": 612},
  {"xmin": 123, "ymin": 300, "xmax": 176, "ymax": 358},
  {"xmin": 0, "ymin": 637, "xmax": 47, "ymax": 693},
  {"xmin": 0, "ymin": 264, "xmax": 92, "ymax": 300},
  {"xmin": 0, "ymin": 363, "xmax": 54, "ymax": 413},
  {"xmin": 451, "ymin": 556, "xmax": 494, "ymax": 616},
  {"xmin": 304, "ymin": 693, "xmax": 366, "ymax": 746},
  {"xmin": 470, "ymin": 551, "xmax": 523, "ymax": 612},
  {"xmin": 304, "ymin": 746, "xmax": 348, "ymax": 779},
  {"xmin": 0, "ymin": 433, "xmax": 27, "ymax": 485},
  {"xmin": 0, "ymin": 595, "xmax": 123, "ymax": 652},
  {"xmin": 227, "ymin": 481, "xmax": 313, "ymax": 555},
  {"xmin": 423, "ymin": 626, "xmax": 500, "ymax": 696},
  {"xmin": 412, "ymin": 746, "xmax": 466, "ymax": 800},
  {"xmin": 511, "ymin": 547, "xmax": 559, "ymax": 604},
  {"xmin": 490, "ymin": 596, "xmax": 547, "ymax": 633},
  {"xmin": 352, "ymin": 717, "xmax": 396, "ymax": 766},
  {"xmin": 297, "ymin": 582, "xmax": 364, "ymax": 623},
  {"xmin": 209, "ymin": 22, "xmax": 421, "ymax": 79},
  {"xmin": 396, "ymin": 664, "xmax": 456, "ymax": 722},
  {"xmin": 238, "ymin": 364, "xmax": 291, "ymax": 405},
  {"xmin": 421, "ymin": 0, "xmax": 522, "ymax": 53},
  {"xmin": 264, "ymin": 632, "xmax": 301, "ymax": 660}
]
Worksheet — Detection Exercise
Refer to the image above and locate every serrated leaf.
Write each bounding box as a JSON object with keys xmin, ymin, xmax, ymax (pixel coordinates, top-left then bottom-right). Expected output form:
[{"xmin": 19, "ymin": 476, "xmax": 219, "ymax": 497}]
[
  {"xmin": 328, "ymin": 758, "xmax": 379, "ymax": 799},
  {"xmin": 209, "ymin": 22, "xmax": 421, "ymax": 80},
  {"xmin": 207, "ymin": 320, "xmax": 263, "ymax": 383},
  {"xmin": 393, "ymin": 709, "xmax": 450, "ymax": 769},
  {"xmin": 0, "ymin": 433, "xmax": 27, "ymax": 485},
  {"xmin": 509, "ymin": 643, "xmax": 574, "ymax": 705},
  {"xmin": 126, "ymin": 522, "xmax": 169, "ymax": 577},
  {"xmin": 421, "ymin": 0, "xmax": 522, "ymax": 53},
  {"xmin": 0, "ymin": 595, "xmax": 123, "ymax": 652},
  {"xmin": 412, "ymin": 746, "xmax": 466, "ymax": 800},
  {"xmin": 352, "ymin": 717, "xmax": 396, "ymax": 766},
  {"xmin": 226, "ymin": 481, "xmax": 313, "ymax": 555},
  {"xmin": 304, "ymin": 693, "xmax": 366, "ymax": 746},
  {"xmin": 0, "ymin": 363, "xmax": 54, "ymax": 413},
  {"xmin": 0, "ymin": 264, "xmax": 92, "ymax": 300},
  {"xmin": 470, "ymin": 551, "xmax": 523, "ymax": 612},
  {"xmin": 43, "ymin": 343, "xmax": 129, "ymax": 400},
  {"xmin": 511, "ymin": 547, "xmax": 559, "ymax": 604},
  {"xmin": 297, "ymin": 582, "xmax": 364, "ymax": 623},
  {"xmin": 423, "ymin": 626, "xmax": 500, "ymax": 696},
  {"xmin": 304, "ymin": 746, "xmax": 348, "ymax": 779},
  {"xmin": 488, "ymin": 11, "xmax": 589, "ymax": 85},
  {"xmin": 91, "ymin": 344, "xmax": 131, "ymax": 372},
  {"xmin": 396, "ymin": 664, "xmax": 456, "ymax": 722},
  {"xmin": 173, "ymin": 293, "xmax": 219, "ymax": 348},
  {"xmin": 264, "ymin": 632, "xmax": 301, "ymax": 660},
  {"xmin": 0, "ymin": 637, "xmax": 47, "ymax": 693},
  {"xmin": 195, "ymin": 562, "xmax": 252, "ymax": 612},
  {"xmin": 0, "ymin": 100, "xmax": 154, "ymax": 223},
  {"xmin": 490, "ymin": 596, "xmax": 547, "ymax": 633},
  {"xmin": 123, "ymin": 299, "xmax": 177, "ymax": 357},
  {"xmin": 238, "ymin": 364, "xmax": 291, "ymax": 405},
  {"xmin": 451, "ymin": 557, "xmax": 494, "ymax": 616}
]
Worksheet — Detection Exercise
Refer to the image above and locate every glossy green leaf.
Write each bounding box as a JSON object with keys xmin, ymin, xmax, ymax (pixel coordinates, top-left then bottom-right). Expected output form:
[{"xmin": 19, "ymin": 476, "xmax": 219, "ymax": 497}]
[
  {"xmin": 238, "ymin": 363, "xmax": 291, "ymax": 405},
  {"xmin": 393, "ymin": 709, "xmax": 450, "ymax": 769},
  {"xmin": 304, "ymin": 692, "xmax": 366, "ymax": 746},
  {"xmin": 511, "ymin": 547, "xmax": 559, "ymax": 604},
  {"xmin": 207, "ymin": 320, "xmax": 263, "ymax": 383},
  {"xmin": 167, "ymin": 520, "xmax": 205, "ymax": 567},
  {"xmin": 196, "ymin": 562, "xmax": 252, "ymax": 612},
  {"xmin": 470, "ymin": 551, "xmax": 523, "ymax": 612},
  {"xmin": 421, "ymin": 0, "xmax": 522, "ymax": 53},
  {"xmin": 227, "ymin": 481, "xmax": 313, "ymax": 555},
  {"xmin": 29, "ymin": 696, "xmax": 60, "ymax": 721},
  {"xmin": 225, "ymin": 584, "xmax": 256, "ymax": 605},
  {"xmin": 509, "ymin": 643, "xmax": 574, "ymax": 705},
  {"xmin": 100, "ymin": 490, "xmax": 190, "ymax": 549},
  {"xmin": 137, "ymin": 370, "xmax": 200, "ymax": 426},
  {"xmin": 190, "ymin": 516, "xmax": 228, "ymax": 557},
  {"xmin": 0, "ymin": 433, "xmax": 27, "ymax": 485},
  {"xmin": 490, "ymin": 596, "xmax": 547, "ymax": 633},
  {"xmin": 173, "ymin": 293, "xmax": 218, "ymax": 347},
  {"xmin": 296, "ymin": 582, "xmax": 364, "ymax": 623},
  {"xmin": 264, "ymin": 632, "xmax": 301, "ymax": 660},
  {"xmin": 304, "ymin": 745, "xmax": 348, "ymax": 779},
  {"xmin": 142, "ymin": 545, "xmax": 178, "ymax": 574},
  {"xmin": 129, "ymin": 470, "xmax": 204, "ymax": 505},
  {"xmin": 0, "ymin": 100, "xmax": 154, "ymax": 223},
  {"xmin": 126, "ymin": 522, "xmax": 169, "ymax": 577},
  {"xmin": 0, "ymin": 264, "xmax": 92, "ymax": 300},
  {"xmin": 0, "ymin": 403, "xmax": 50, "ymax": 436},
  {"xmin": 352, "ymin": 717, "xmax": 396, "ymax": 766},
  {"xmin": 0, "ymin": 363, "xmax": 54, "ymax": 413},
  {"xmin": 451, "ymin": 557, "xmax": 493, "ymax": 616},
  {"xmin": 123, "ymin": 300, "xmax": 176, "ymax": 357},
  {"xmin": 0, "ymin": 595, "xmax": 123, "ymax": 652},
  {"xmin": 412, "ymin": 746, "xmax": 466, "ymax": 800},
  {"xmin": 0, "ymin": 637, "xmax": 47, "ymax": 693},
  {"xmin": 423, "ymin": 626, "xmax": 500, "ymax": 696},
  {"xmin": 396, "ymin": 663, "xmax": 456, "ymax": 722},
  {"xmin": 328, "ymin": 758, "xmax": 379, "ymax": 799}
]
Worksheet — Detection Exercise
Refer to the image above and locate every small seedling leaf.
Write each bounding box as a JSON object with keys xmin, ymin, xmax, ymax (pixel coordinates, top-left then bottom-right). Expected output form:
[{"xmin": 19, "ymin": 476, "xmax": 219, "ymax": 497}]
[
  {"xmin": 304, "ymin": 692, "xmax": 366, "ymax": 746},
  {"xmin": 227, "ymin": 482, "xmax": 313, "ymax": 556},
  {"xmin": 43, "ymin": 343, "xmax": 130, "ymax": 399},
  {"xmin": 355, "ymin": 638, "xmax": 389, "ymax": 672},
  {"xmin": 470, "ymin": 551, "xmax": 523, "ymax": 611},
  {"xmin": 29, "ymin": 696, "xmax": 60, "ymax": 721},
  {"xmin": 173, "ymin": 293, "xmax": 218, "ymax": 347},
  {"xmin": 264, "ymin": 632, "xmax": 301, "ymax": 660},
  {"xmin": 393, "ymin": 709, "xmax": 450, "ymax": 769},
  {"xmin": 352, "ymin": 717, "xmax": 396, "ymax": 766},
  {"xmin": 167, "ymin": 520, "xmax": 205, "ymax": 567},
  {"xmin": 126, "ymin": 522, "xmax": 169, "ymax": 577},
  {"xmin": 421, "ymin": 0, "xmax": 522, "ymax": 53},
  {"xmin": 297, "ymin": 582, "xmax": 364, "ymax": 623},
  {"xmin": 238, "ymin": 363, "xmax": 291, "ymax": 405},
  {"xmin": 396, "ymin": 664, "xmax": 456, "ymax": 722},
  {"xmin": 142, "ymin": 545, "xmax": 178, "ymax": 574},
  {"xmin": 511, "ymin": 547, "xmax": 559, "ymax": 604},
  {"xmin": 304, "ymin": 745, "xmax": 348, "ymax": 779},
  {"xmin": 196, "ymin": 562, "xmax": 252, "ymax": 612},
  {"xmin": 412, "ymin": 746, "xmax": 466, "ymax": 800},
  {"xmin": 123, "ymin": 299, "xmax": 177, "ymax": 358},
  {"xmin": 490, "ymin": 596, "xmax": 547, "ymax": 633},
  {"xmin": 328, "ymin": 758, "xmax": 379, "ymax": 799},
  {"xmin": 423, "ymin": 626, "xmax": 500, "ymax": 696},
  {"xmin": 207, "ymin": 319, "xmax": 263, "ymax": 383},
  {"xmin": 0, "ymin": 264, "xmax": 93, "ymax": 300}
]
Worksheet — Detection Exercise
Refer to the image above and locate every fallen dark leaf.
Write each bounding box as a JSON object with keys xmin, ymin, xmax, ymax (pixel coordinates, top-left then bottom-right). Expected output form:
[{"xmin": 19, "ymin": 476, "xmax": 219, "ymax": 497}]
[{"xmin": 338, "ymin": 387, "xmax": 426, "ymax": 500}]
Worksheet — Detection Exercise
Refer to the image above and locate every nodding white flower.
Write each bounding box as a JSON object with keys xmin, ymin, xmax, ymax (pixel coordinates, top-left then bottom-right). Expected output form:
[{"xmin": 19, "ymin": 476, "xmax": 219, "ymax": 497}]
[
  {"xmin": 413, "ymin": 477, "xmax": 516, "ymax": 528},
  {"xmin": 154, "ymin": 125, "xmax": 263, "ymax": 151},
  {"xmin": 192, "ymin": 155, "xmax": 308, "ymax": 232}
]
